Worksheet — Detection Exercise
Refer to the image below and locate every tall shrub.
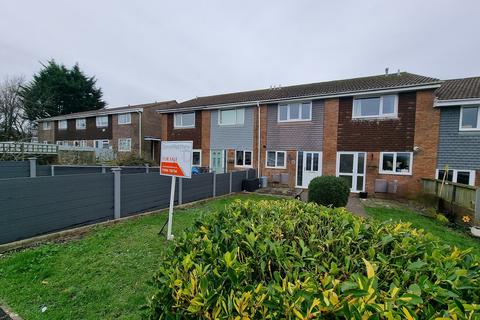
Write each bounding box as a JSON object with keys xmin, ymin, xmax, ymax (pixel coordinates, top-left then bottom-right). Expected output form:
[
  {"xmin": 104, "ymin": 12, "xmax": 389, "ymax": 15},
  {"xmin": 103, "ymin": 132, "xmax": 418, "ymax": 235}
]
[
  {"xmin": 146, "ymin": 200, "xmax": 480, "ymax": 319},
  {"xmin": 308, "ymin": 175, "xmax": 350, "ymax": 207}
]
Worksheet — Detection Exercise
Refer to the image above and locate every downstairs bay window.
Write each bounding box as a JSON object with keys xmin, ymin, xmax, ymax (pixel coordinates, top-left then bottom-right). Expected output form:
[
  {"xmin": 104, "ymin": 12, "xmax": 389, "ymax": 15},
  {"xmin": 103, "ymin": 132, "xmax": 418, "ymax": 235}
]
[{"xmin": 379, "ymin": 152, "xmax": 412, "ymax": 175}]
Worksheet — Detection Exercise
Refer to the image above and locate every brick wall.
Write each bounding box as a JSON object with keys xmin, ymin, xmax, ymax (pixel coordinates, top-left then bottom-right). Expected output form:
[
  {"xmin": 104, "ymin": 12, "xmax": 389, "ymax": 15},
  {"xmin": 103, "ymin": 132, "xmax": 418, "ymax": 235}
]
[
  {"xmin": 111, "ymin": 112, "xmax": 140, "ymax": 156},
  {"xmin": 37, "ymin": 122, "xmax": 55, "ymax": 143},
  {"xmin": 201, "ymin": 111, "xmax": 211, "ymax": 168},
  {"xmin": 166, "ymin": 111, "xmax": 203, "ymax": 149},
  {"xmin": 322, "ymin": 98, "xmax": 339, "ymax": 176}
]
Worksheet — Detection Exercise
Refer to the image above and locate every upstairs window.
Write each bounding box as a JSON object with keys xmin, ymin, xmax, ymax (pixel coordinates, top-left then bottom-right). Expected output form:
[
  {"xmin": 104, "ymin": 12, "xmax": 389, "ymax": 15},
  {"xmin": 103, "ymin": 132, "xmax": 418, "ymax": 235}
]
[
  {"xmin": 379, "ymin": 152, "xmax": 412, "ymax": 175},
  {"xmin": 266, "ymin": 151, "xmax": 286, "ymax": 168},
  {"xmin": 436, "ymin": 169, "xmax": 475, "ymax": 186},
  {"xmin": 353, "ymin": 95, "xmax": 398, "ymax": 119},
  {"xmin": 219, "ymin": 108, "xmax": 244, "ymax": 125},
  {"xmin": 96, "ymin": 116, "xmax": 108, "ymax": 127},
  {"xmin": 58, "ymin": 120, "xmax": 67, "ymax": 130},
  {"xmin": 460, "ymin": 106, "xmax": 480, "ymax": 131},
  {"xmin": 42, "ymin": 121, "xmax": 51, "ymax": 130},
  {"xmin": 235, "ymin": 150, "xmax": 253, "ymax": 167},
  {"xmin": 76, "ymin": 118, "xmax": 86, "ymax": 130},
  {"xmin": 174, "ymin": 112, "xmax": 195, "ymax": 128},
  {"xmin": 278, "ymin": 102, "xmax": 312, "ymax": 122},
  {"xmin": 118, "ymin": 113, "xmax": 131, "ymax": 125}
]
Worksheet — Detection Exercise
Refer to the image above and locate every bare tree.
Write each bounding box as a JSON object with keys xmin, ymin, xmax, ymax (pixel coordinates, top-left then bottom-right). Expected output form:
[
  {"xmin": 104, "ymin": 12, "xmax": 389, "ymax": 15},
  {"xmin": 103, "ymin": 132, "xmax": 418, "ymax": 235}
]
[{"xmin": 0, "ymin": 75, "xmax": 29, "ymax": 141}]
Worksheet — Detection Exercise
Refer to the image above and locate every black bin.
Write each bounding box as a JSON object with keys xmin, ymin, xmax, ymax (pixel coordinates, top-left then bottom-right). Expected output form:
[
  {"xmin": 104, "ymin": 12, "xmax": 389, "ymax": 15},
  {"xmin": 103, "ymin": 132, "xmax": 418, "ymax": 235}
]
[{"xmin": 242, "ymin": 178, "xmax": 260, "ymax": 192}]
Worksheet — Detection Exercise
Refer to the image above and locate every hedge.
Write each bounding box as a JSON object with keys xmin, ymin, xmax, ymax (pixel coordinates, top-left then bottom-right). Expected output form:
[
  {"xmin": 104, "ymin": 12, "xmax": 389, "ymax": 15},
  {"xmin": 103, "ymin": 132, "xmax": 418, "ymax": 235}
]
[{"xmin": 146, "ymin": 200, "xmax": 480, "ymax": 319}]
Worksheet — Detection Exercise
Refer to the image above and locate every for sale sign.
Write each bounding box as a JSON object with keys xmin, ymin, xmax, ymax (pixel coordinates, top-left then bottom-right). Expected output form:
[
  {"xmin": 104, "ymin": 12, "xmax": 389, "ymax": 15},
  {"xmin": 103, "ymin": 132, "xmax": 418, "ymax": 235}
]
[{"xmin": 160, "ymin": 141, "xmax": 193, "ymax": 179}]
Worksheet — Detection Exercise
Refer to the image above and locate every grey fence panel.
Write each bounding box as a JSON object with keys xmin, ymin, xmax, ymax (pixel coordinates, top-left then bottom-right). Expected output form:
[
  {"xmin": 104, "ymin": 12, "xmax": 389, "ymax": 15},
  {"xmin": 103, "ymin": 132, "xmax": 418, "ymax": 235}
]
[
  {"xmin": 182, "ymin": 173, "xmax": 214, "ymax": 203},
  {"xmin": 53, "ymin": 166, "xmax": 103, "ymax": 175},
  {"xmin": 0, "ymin": 161, "xmax": 29, "ymax": 178},
  {"xmin": 0, "ymin": 174, "xmax": 114, "ymax": 244},
  {"xmin": 232, "ymin": 171, "xmax": 245, "ymax": 192},
  {"xmin": 216, "ymin": 173, "xmax": 230, "ymax": 196},
  {"xmin": 120, "ymin": 173, "xmax": 178, "ymax": 216},
  {"xmin": 37, "ymin": 165, "xmax": 52, "ymax": 176}
]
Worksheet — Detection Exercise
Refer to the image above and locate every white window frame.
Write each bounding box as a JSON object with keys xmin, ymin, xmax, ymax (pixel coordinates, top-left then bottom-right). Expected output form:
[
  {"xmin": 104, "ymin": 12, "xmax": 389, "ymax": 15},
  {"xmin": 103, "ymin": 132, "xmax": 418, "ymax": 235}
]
[
  {"xmin": 436, "ymin": 169, "xmax": 476, "ymax": 186},
  {"xmin": 352, "ymin": 94, "xmax": 398, "ymax": 119},
  {"xmin": 459, "ymin": 106, "xmax": 480, "ymax": 131},
  {"xmin": 118, "ymin": 113, "xmax": 131, "ymax": 125},
  {"xmin": 96, "ymin": 116, "xmax": 109, "ymax": 128},
  {"xmin": 277, "ymin": 101, "xmax": 312, "ymax": 122},
  {"xmin": 42, "ymin": 121, "xmax": 51, "ymax": 130},
  {"xmin": 76, "ymin": 118, "xmax": 86, "ymax": 130},
  {"xmin": 218, "ymin": 108, "xmax": 245, "ymax": 126},
  {"xmin": 174, "ymin": 112, "xmax": 195, "ymax": 128},
  {"xmin": 58, "ymin": 120, "xmax": 67, "ymax": 130},
  {"xmin": 118, "ymin": 138, "xmax": 131, "ymax": 152},
  {"xmin": 43, "ymin": 141, "xmax": 48, "ymax": 144},
  {"xmin": 265, "ymin": 150, "xmax": 287, "ymax": 169},
  {"xmin": 379, "ymin": 152, "xmax": 413, "ymax": 176},
  {"xmin": 94, "ymin": 139, "xmax": 110, "ymax": 149},
  {"xmin": 192, "ymin": 149, "xmax": 202, "ymax": 167},
  {"xmin": 234, "ymin": 150, "xmax": 253, "ymax": 168}
]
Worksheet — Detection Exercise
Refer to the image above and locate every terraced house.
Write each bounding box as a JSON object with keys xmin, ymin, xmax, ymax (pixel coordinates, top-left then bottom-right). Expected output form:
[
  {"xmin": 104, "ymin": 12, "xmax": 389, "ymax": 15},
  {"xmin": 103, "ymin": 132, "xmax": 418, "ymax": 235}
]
[
  {"xmin": 435, "ymin": 77, "xmax": 480, "ymax": 186},
  {"xmin": 158, "ymin": 72, "xmax": 442, "ymax": 197},
  {"xmin": 37, "ymin": 100, "xmax": 177, "ymax": 162}
]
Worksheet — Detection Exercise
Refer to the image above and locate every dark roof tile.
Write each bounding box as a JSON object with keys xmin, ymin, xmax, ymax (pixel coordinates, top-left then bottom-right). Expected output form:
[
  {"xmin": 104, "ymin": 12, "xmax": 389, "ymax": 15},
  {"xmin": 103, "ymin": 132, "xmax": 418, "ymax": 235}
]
[{"xmin": 436, "ymin": 77, "xmax": 480, "ymax": 100}]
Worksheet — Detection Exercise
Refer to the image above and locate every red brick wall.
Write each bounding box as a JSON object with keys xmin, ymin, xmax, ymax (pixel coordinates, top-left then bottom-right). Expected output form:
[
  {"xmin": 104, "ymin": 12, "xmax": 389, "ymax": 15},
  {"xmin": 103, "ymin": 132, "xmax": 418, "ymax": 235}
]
[
  {"xmin": 111, "ymin": 112, "xmax": 140, "ymax": 156},
  {"xmin": 322, "ymin": 98, "xmax": 339, "ymax": 176},
  {"xmin": 166, "ymin": 111, "xmax": 203, "ymax": 149},
  {"xmin": 337, "ymin": 92, "xmax": 416, "ymax": 152},
  {"xmin": 201, "ymin": 111, "xmax": 211, "ymax": 168},
  {"xmin": 37, "ymin": 122, "xmax": 55, "ymax": 143}
]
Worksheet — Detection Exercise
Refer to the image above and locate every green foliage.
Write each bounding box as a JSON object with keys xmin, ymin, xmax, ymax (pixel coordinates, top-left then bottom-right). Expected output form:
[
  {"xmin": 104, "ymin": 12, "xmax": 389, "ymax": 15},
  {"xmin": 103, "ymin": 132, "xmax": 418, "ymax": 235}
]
[
  {"xmin": 436, "ymin": 213, "xmax": 450, "ymax": 225},
  {"xmin": 307, "ymin": 175, "xmax": 350, "ymax": 207},
  {"xmin": 21, "ymin": 60, "xmax": 106, "ymax": 121},
  {"xmin": 115, "ymin": 153, "xmax": 156, "ymax": 166},
  {"xmin": 146, "ymin": 200, "xmax": 480, "ymax": 319}
]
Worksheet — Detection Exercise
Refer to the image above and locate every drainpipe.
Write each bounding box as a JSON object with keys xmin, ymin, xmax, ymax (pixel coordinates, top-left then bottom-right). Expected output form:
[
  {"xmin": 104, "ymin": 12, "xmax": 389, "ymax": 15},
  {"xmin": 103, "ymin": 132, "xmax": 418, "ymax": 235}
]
[
  {"xmin": 257, "ymin": 101, "xmax": 261, "ymax": 178},
  {"xmin": 137, "ymin": 111, "xmax": 142, "ymax": 157}
]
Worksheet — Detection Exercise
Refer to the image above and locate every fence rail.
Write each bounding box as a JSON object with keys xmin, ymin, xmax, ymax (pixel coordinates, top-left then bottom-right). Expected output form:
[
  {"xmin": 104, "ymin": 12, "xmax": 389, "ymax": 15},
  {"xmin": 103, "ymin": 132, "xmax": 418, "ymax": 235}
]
[{"xmin": 0, "ymin": 168, "xmax": 256, "ymax": 245}]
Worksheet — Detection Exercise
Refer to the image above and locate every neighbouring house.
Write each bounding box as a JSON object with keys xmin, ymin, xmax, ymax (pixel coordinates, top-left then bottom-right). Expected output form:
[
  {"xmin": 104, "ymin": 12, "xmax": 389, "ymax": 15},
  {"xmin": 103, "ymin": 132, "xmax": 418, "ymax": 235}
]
[
  {"xmin": 434, "ymin": 76, "xmax": 480, "ymax": 186},
  {"xmin": 159, "ymin": 72, "xmax": 442, "ymax": 197},
  {"xmin": 36, "ymin": 100, "xmax": 177, "ymax": 162}
]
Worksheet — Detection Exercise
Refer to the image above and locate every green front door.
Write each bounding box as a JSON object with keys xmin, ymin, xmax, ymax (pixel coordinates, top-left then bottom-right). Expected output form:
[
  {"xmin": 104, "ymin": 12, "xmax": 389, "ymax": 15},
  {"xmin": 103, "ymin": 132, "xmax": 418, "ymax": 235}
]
[{"xmin": 210, "ymin": 150, "xmax": 225, "ymax": 173}]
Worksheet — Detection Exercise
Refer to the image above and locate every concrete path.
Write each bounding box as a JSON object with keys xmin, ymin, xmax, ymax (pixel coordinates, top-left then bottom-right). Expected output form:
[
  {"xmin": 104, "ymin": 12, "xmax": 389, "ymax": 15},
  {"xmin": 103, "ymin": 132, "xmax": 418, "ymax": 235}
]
[{"xmin": 346, "ymin": 196, "xmax": 368, "ymax": 217}]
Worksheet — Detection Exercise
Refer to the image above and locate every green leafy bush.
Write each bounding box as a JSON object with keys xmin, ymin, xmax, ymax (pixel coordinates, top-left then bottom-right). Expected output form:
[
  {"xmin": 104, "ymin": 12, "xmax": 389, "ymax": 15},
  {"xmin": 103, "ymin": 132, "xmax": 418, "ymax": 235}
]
[
  {"xmin": 146, "ymin": 200, "xmax": 480, "ymax": 319},
  {"xmin": 308, "ymin": 175, "xmax": 350, "ymax": 207},
  {"xmin": 115, "ymin": 153, "xmax": 155, "ymax": 166},
  {"xmin": 436, "ymin": 213, "xmax": 450, "ymax": 225}
]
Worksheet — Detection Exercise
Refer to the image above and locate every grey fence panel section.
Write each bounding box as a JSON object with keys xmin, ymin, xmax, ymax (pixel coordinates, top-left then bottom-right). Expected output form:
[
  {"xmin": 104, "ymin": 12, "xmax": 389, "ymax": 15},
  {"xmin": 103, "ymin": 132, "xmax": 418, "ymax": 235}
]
[
  {"xmin": 0, "ymin": 161, "xmax": 29, "ymax": 178},
  {"xmin": 182, "ymin": 173, "xmax": 214, "ymax": 203},
  {"xmin": 54, "ymin": 166, "xmax": 103, "ymax": 175},
  {"xmin": 120, "ymin": 173, "xmax": 178, "ymax": 216},
  {"xmin": 232, "ymin": 171, "xmax": 245, "ymax": 192},
  {"xmin": 216, "ymin": 173, "xmax": 230, "ymax": 196},
  {"xmin": 0, "ymin": 174, "xmax": 114, "ymax": 244},
  {"xmin": 37, "ymin": 165, "xmax": 52, "ymax": 176}
]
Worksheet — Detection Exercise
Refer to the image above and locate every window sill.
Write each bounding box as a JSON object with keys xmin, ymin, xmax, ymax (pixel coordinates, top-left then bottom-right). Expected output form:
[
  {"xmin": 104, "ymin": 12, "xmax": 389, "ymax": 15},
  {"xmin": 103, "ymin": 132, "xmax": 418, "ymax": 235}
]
[
  {"xmin": 265, "ymin": 166, "xmax": 287, "ymax": 170},
  {"xmin": 379, "ymin": 171, "xmax": 412, "ymax": 176},
  {"xmin": 235, "ymin": 165, "xmax": 253, "ymax": 168},
  {"xmin": 277, "ymin": 119, "xmax": 312, "ymax": 124},
  {"xmin": 352, "ymin": 116, "xmax": 398, "ymax": 121},
  {"xmin": 173, "ymin": 126, "xmax": 195, "ymax": 129},
  {"xmin": 118, "ymin": 123, "xmax": 131, "ymax": 125}
]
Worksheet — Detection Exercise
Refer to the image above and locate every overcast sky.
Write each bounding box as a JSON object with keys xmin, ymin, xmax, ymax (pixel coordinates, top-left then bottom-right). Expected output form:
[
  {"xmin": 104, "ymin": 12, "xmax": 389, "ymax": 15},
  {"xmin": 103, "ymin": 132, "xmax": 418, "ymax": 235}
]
[{"xmin": 1, "ymin": 0, "xmax": 479, "ymax": 107}]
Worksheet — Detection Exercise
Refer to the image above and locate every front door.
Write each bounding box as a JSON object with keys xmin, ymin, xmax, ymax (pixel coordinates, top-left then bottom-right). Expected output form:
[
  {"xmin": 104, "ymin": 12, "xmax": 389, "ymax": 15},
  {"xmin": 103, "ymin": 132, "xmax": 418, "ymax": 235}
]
[
  {"xmin": 210, "ymin": 150, "xmax": 225, "ymax": 173},
  {"xmin": 296, "ymin": 151, "xmax": 322, "ymax": 188},
  {"xmin": 336, "ymin": 152, "xmax": 366, "ymax": 192}
]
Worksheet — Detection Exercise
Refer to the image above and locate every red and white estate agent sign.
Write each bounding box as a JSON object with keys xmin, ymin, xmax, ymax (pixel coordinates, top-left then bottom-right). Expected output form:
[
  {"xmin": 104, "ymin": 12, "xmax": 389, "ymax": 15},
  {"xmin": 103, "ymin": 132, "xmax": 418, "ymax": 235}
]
[{"xmin": 160, "ymin": 141, "xmax": 193, "ymax": 240}]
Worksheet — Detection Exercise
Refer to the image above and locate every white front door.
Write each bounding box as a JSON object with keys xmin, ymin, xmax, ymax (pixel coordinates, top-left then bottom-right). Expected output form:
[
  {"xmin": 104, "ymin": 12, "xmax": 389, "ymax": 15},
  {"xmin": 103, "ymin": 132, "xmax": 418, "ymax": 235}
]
[
  {"xmin": 210, "ymin": 150, "xmax": 225, "ymax": 173},
  {"xmin": 336, "ymin": 152, "xmax": 366, "ymax": 192},
  {"xmin": 296, "ymin": 151, "xmax": 322, "ymax": 188}
]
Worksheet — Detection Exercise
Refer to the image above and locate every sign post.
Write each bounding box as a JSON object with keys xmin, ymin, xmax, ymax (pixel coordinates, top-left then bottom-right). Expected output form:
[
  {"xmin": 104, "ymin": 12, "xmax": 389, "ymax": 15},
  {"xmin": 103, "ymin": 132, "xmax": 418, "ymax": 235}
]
[{"xmin": 159, "ymin": 141, "xmax": 193, "ymax": 240}]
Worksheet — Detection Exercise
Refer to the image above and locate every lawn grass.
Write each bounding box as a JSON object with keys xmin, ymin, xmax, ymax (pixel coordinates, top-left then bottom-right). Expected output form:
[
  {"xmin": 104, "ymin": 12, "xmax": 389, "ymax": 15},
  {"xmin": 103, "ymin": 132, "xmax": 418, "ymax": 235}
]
[
  {"xmin": 0, "ymin": 193, "xmax": 277, "ymax": 320},
  {"xmin": 366, "ymin": 206, "xmax": 480, "ymax": 255}
]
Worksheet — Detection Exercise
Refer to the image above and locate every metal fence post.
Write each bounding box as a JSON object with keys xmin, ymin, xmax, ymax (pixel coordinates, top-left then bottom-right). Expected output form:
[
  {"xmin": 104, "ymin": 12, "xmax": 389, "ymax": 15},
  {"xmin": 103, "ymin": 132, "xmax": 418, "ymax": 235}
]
[
  {"xmin": 112, "ymin": 168, "xmax": 121, "ymax": 219},
  {"xmin": 475, "ymin": 188, "xmax": 480, "ymax": 224},
  {"xmin": 145, "ymin": 163, "xmax": 150, "ymax": 174},
  {"xmin": 51, "ymin": 165, "xmax": 55, "ymax": 176},
  {"xmin": 246, "ymin": 169, "xmax": 248, "ymax": 179},
  {"xmin": 102, "ymin": 164, "xmax": 106, "ymax": 174},
  {"xmin": 178, "ymin": 177, "xmax": 183, "ymax": 205},
  {"xmin": 28, "ymin": 157, "xmax": 37, "ymax": 177},
  {"xmin": 213, "ymin": 171, "xmax": 216, "ymax": 197},
  {"xmin": 229, "ymin": 172, "xmax": 233, "ymax": 193}
]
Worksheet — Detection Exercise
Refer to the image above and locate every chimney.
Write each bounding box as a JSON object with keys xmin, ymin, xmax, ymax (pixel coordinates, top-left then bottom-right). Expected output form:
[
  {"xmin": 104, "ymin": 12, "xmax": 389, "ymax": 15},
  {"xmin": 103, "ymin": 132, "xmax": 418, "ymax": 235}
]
[
  {"xmin": 397, "ymin": 69, "xmax": 401, "ymax": 76},
  {"xmin": 385, "ymin": 67, "xmax": 389, "ymax": 75}
]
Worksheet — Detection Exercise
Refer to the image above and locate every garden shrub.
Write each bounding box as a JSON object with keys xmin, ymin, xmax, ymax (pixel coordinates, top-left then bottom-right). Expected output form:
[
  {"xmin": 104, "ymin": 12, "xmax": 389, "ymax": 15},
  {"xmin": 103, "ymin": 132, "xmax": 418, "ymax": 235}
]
[
  {"xmin": 146, "ymin": 200, "xmax": 480, "ymax": 319},
  {"xmin": 308, "ymin": 175, "xmax": 350, "ymax": 207}
]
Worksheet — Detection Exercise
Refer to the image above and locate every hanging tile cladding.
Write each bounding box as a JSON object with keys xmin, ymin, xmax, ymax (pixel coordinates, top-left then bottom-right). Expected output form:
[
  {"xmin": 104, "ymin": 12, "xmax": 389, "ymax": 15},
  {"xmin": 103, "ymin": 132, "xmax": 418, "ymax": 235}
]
[
  {"xmin": 437, "ymin": 106, "xmax": 480, "ymax": 170},
  {"xmin": 266, "ymin": 100, "xmax": 324, "ymax": 151},
  {"xmin": 337, "ymin": 92, "xmax": 416, "ymax": 151},
  {"xmin": 210, "ymin": 107, "xmax": 254, "ymax": 150}
]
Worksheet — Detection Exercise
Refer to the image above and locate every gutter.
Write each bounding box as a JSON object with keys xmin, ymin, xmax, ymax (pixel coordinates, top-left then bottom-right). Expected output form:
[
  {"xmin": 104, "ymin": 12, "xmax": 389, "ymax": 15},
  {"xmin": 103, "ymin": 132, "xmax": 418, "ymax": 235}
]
[
  {"xmin": 137, "ymin": 111, "xmax": 143, "ymax": 156},
  {"xmin": 39, "ymin": 108, "xmax": 144, "ymax": 122},
  {"xmin": 156, "ymin": 83, "xmax": 443, "ymax": 114},
  {"xmin": 434, "ymin": 97, "xmax": 480, "ymax": 107}
]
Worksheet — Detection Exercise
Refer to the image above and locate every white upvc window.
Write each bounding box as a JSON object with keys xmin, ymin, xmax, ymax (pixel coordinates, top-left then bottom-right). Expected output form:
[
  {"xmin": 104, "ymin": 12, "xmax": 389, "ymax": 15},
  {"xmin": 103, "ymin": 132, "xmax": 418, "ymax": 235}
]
[
  {"xmin": 436, "ymin": 169, "xmax": 476, "ymax": 186},
  {"xmin": 174, "ymin": 112, "xmax": 195, "ymax": 128},
  {"xmin": 94, "ymin": 139, "xmax": 110, "ymax": 149},
  {"xmin": 43, "ymin": 141, "xmax": 48, "ymax": 144},
  {"xmin": 219, "ymin": 108, "xmax": 245, "ymax": 125},
  {"xmin": 118, "ymin": 138, "xmax": 131, "ymax": 152},
  {"xmin": 278, "ymin": 102, "xmax": 312, "ymax": 122},
  {"xmin": 58, "ymin": 120, "xmax": 67, "ymax": 130},
  {"xmin": 235, "ymin": 150, "xmax": 253, "ymax": 167},
  {"xmin": 42, "ymin": 121, "xmax": 51, "ymax": 130},
  {"xmin": 118, "ymin": 113, "xmax": 131, "ymax": 125},
  {"xmin": 353, "ymin": 94, "xmax": 398, "ymax": 119},
  {"xmin": 76, "ymin": 118, "xmax": 86, "ymax": 130},
  {"xmin": 192, "ymin": 149, "xmax": 202, "ymax": 166},
  {"xmin": 379, "ymin": 152, "xmax": 413, "ymax": 175},
  {"xmin": 266, "ymin": 150, "xmax": 286, "ymax": 169},
  {"xmin": 459, "ymin": 106, "xmax": 480, "ymax": 131},
  {"xmin": 96, "ymin": 115, "xmax": 108, "ymax": 127}
]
